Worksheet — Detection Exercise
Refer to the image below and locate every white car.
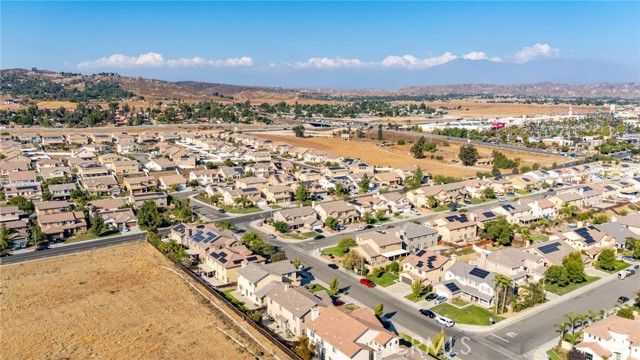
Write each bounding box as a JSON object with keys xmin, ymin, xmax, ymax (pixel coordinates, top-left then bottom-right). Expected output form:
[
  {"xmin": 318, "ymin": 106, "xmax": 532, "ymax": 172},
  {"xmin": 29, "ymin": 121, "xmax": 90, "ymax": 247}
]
[
  {"xmin": 410, "ymin": 210, "xmax": 421, "ymax": 216},
  {"xmin": 374, "ymin": 224, "xmax": 384, "ymax": 228},
  {"xmin": 435, "ymin": 316, "xmax": 455, "ymax": 327},
  {"xmin": 121, "ymin": 227, "xmax": 130, "ymax": 232},
  {"xmin": 356, "ymin": 226, "xmax": 366, "ymax": 231}
]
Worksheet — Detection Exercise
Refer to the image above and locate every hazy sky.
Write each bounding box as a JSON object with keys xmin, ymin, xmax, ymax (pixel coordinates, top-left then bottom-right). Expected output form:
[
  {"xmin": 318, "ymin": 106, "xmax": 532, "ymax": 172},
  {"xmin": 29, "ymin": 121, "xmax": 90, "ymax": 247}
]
[{"xmin": 2, "ymin": 1, "xmax": 638, "ymax": 87}]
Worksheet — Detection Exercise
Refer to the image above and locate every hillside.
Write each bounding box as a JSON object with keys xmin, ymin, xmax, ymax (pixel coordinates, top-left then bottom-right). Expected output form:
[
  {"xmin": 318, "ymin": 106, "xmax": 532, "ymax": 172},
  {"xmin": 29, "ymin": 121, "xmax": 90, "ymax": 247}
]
[{"xmin": 2, "ymin": 69, "xmax": 639, "ymax": 103}]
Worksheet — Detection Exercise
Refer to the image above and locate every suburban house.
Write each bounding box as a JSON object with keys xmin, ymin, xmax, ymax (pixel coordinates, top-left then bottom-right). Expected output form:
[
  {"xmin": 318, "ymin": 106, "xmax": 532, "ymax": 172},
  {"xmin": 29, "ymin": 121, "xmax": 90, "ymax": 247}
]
[
  {"xmin": 205, "ymin": 246, "xmax": 266, "ymax": 284},
  {"xmin": 519, "ymin": 198, "xmax": 557, "ymax": 219},
  {"xmin": 39, "ymin": 166, "xmax": 72, "ymax": 181},
  {"xmin": 614, "ymin": 213, "xmax": 640, "ymax": 235},
  {"xmin": 469, "ymin": 209, "xmax": 501, "ymax": 229},
  {"xmin": 145, "ymin": 158, "xmax": 178, "ymax": 171},
  {"xmin": 189, "ymin": 169, "xmax": 219, "ymax": 185},
  {"xmin": 0, "ymin": 206, "xmax": 21, "ymax": 223},
  {"xmin": 575, "ymin": 315, "xmax": 640, "ymax": 360},
  {"xmin": 124, "ymin": 176, "xmax": 158, "ymax": 194},
  {"xmin": 129, "ymin": 192, "xmax": 168, "ymax": 208},
  {"xmin": 159, "ymin": 174, "xmax": 187, "ymax": 191},
  {"xmin": 314, "ymin": 200, "xmax": 360, "ymax": 224},
  {"xmin": 99, "ymin": 209, "xmax": 138, "ymax": 230},
  {"xmin": 81, "ymin": 177, "xmax": 120, "ymax": 196},
  {"xmin": 353, "ymin": 230, "xmax": 406, "ymax": 269},
  {"xmin": 559, "ymin": 225, "xmax": 615, "ymax": 258},
  {"xmin": 264, "ymin": 283, "xmax": 331, "ymax": 337},
  {"xmin": 396, "ymin": 222, "xmax": 440, "ymax": 252},
  {"xmin": 491, "ymin": 202, "xmax": 537, "ymax": 225},
  {"xmin": 86, "ymin": 198, "xmax": 126, "ymax": 213},
  {"xmin": 434, "ymin": 262, "xmax": 497, "ymax": 308},
  {"xmin": 272, "ymin": 206, "xmax": 321, "ymax": 231},
  {"xmin": 374, "ymin": 192, "xmax": 412, "ymax": 213},
  {"xmin": 236, "ymin": 176, "xmax": 269, "ymax": 190},
  {"xmin": 35, "ymin": 200, "xmax": 69, "ymax": 216},
  {"xmin": 424, "ymin": 213, "xmax": 477, "ymax": 244},
  {"xmin": 548, "ymin": 191, "xmax": 584, "ymax": 209},
  {"xmin": 305, "ymin": 306, "xmax": 400, "ymax": 360},
  {"xmin": 38, "ymin": 211, "xmax": 88, "ymax": 240},
  {"xmin": 261, "ymin": 185, "xmax": 293, "ymax": 204},
  {"xmin": 112, "ymin": 160, "xmax": 140, "ymax": 175},
  {"xmin": 236, "ymin": 261, "xmax": 299, "ymax": 307},
  {"xmin": 5, "ymin": 183, "xmax": 43, "ymax": 201},
  {"xmin": 476, "ymin": 248, "xmax": 546, "ymax": 284},
  {"xmin": 399, "ymin": 249, "xmax": 452, "ymax": 286},
  {"xmin": 524, "ymin": 240, "xmax": 583, "ymax": 267},
  {"xmin": 406, "ymin": 183, "xmax": 468, "ymax": 208},
  {"xmin": 222, "ymin": 187, "xmax": 264, "ymax": 207}
]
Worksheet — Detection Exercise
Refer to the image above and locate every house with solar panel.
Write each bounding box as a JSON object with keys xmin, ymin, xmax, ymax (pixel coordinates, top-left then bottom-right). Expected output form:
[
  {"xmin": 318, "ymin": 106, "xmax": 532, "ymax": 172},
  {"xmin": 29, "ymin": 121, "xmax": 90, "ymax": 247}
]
[
  {"xmin": 434, "ymin": 262, "xmax": 497, "ymax": 308},
  {"xmin": 353, "ymin": 230, "xmax": 406, "ymax": 269},
  {"xmin": 424, "ymin": 213, "xmax": 478, "ymax": 244},
  {"xmin": 469, "ymin": 209, "xmax": 501, "ymax": 229},
  {"xmin": 559, "ymin": 226, "xmax": 616, "ymax": 259},
  {"xmin": 399, "ymin": 249, "xmax": 452, "ymax": 286},
  {"xmin": 491, "ymin": 202, "xmax": 537, "ymax": 225},
  {"xmin": 184, "ymin": 224, "xmax": 241, "ymax": 259},
  {"xmin": 524, "ymin": 239, "xmax": 583, "ymax": 268},
  {"xmin": 205, "ymin": 246, "xmax": 266, "ymax": 284},
  {"xmin": 576, "ymin": 185, "xmax": 604, "ymax": 207},
  {"xmin": 476, "ymin": 248, "xmax": 546, "ymax": 284}
]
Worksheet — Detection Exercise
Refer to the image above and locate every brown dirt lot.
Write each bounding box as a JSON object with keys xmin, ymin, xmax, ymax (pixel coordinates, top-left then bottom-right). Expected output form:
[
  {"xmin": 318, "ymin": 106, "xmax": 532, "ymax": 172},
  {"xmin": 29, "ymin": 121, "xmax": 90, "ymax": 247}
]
[
  {"xmin": 0, "ymin": 242, "xmax": 283, "ymax": 360},
  {"xmin": 254, "ymin": 133, "xmax": 564, "ymax": 178}
]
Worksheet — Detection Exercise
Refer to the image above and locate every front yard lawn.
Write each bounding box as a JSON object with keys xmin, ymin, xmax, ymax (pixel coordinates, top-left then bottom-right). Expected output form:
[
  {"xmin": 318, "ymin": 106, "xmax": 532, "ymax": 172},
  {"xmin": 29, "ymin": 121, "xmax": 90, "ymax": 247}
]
[
  {"xmin": 531, "ymin": 234, "xmax": 550, "ymax": 242},
  {"xmin": 405, "ymin": 292, "xmax": 428, "ymax": 302},
  {"xmin": 367, "ymin": 273, "xmax": 398, "ymax": 287},
  {"xmin": 66, "ymin": 230, "xmax": 121, "ymax": 244},
  {"xmin": 433, "ymin": 205, "xmax": 450, "ymax": 212},
  {"xmin": 306, "ymin": 283, "xmax": 329, "ymax": 294},
  {"xmin": 599, "ymin": 261, "xmax": 630, "ymax": 273},
  {"xmin": 430, "ymin": 303, "xmax": 504, "ymax": 326},
  {"xmin": 269, "ymin": 204, "xmax": 282, "ymax": 210},
  {"xmin": 226, "ymin": 206, "xmax": 262, "ymax": 214},
  {"xmin": 322, "ymin": 246, "xmax": 349, "ymax": 257},
  {"xmin": 455, "ymin": 248, "xmax": 476, "ymax": 256},
  {"xmin": 545, "ymin": 276, "xmax": 600, "ymax": 296}
]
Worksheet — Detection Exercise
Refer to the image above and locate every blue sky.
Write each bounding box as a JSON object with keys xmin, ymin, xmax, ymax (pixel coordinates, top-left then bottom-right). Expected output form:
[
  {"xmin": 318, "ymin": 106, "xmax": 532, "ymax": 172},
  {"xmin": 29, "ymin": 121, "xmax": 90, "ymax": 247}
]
[{"xmin": 2, "ymin": 1, "xmax": 638, "ymax": 88}]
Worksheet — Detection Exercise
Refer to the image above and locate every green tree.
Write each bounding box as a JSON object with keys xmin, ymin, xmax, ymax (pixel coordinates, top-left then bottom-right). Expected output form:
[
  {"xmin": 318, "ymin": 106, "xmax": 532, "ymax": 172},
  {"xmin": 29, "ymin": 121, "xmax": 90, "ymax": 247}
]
[
  {"xmin": 482, "ymin": 187, "xmax": 496, "ymax": 199},
  {"xmin": 138, "ymin": 200, "xmax": 161, "ymax": 230},
  {"xmin": 595, "ymin": 248, "xmax": 616, "ymax": 271},
  {"xmin": 564, "ymin": 312, "xmax": 580, "ymax": 334},
  {"xmin": 187, "ymin": 179, "xmax": 199, "ymax": 188},
  {"xmin": 545, "ymin": 265, "xmax": 569, "ymax": 287},
  {"xmin": 358, "ymin": 173, "xmax": 370, "ymax": 194},
  {"xmin": 458, "ymin": 145, "xmax": 479, "ymax": 166},
  {"xmin": 338, "ymin": 237, "xmax": 357, "ymax": 251},
  {"xmin": 295, "ymin": 335, "xmax": 314, "ymax": 360},
  {"xmin": 293, "ymin": 125, "xmax": 305, "ymax": 138},
  {"xmin": 217, "ymin": 220, "xmax": 235, "ymax": 231},
  {"xmin": 411, "ymin": 280, "xmax": 425, "ymax": 298},
  {"xmin": 426, "ymin": 195, "xmax": 437, "ymax": 208},
  {"xmin": 377, "ymin": 124, "xmax": 383, "ymax": 141},
  {"xmin": 483, "ymin": 217, "xmax": 513, "ymax": 246},
  {"xmin": 91, "ymin": 212, "xmax": 106, "ymax": 236},
  {"xmin": 494, "ymin": 274, "xmax": 513, "ymax": 314},
  {"xmin": 406, "ymin": 167, "xmax": 424, "ymax": 189},
  {"xmin": 7, "ymin": 196, "xmax": 34, "ymax": 213},
  {"xmin": 293, "ymin": 258, "xmax": 301, "ymax": 270},
  {"xmin": 0, "ymin": 223, "xmax": 12, "ymax": 251},
  {"xmin": 410, "ymin": 138, "xmax": 425, "ymax": 159},
  {"xmin": 560, "ymin": 203, "xmax": 580, "ymax": 221},
  {"xmin": 563, "ymin": 252, "xmax": 587, "ymax": 284},
  {"xmin": 324, "ymin": 217, "xmax": 339, "ymax": 229},
  {"xmin": 591, "ymin": 214, "xmax": 608, "ymax": 225},
  {"xmin": 429, "ymin": 329, "xmax": 447, "ymax": 356},
  {"xmin": 329, "ymin": 278, "xmax": 339, "ymax": 296},
  {"xmin": 373, "ymin": 303, "xmax": 384, "ymax": 318},
  {"xmin": 205, "ymin": 161, "xmax": 215, "ymax": 169},
  {"xmin": 28, "ymin": 224, "xmax": 46, "ymax": 246},
  {"xmin": 273, "ymin": 221, "xmax": 290, "ymax": 233},
  {"xmin": 491, "ymin": 165, "xmax": 501, "ymax": 178},
  {"xmin": 295, "ymin": 183, "xmax": 309, "ymax": 202}
]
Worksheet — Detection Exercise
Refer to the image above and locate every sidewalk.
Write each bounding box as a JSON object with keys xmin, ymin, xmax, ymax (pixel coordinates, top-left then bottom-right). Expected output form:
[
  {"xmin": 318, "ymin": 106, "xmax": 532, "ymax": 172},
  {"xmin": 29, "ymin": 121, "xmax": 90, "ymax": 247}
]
[{"xmin": 530, "ymin": 337, "xmax": 560, "ymax": 360}]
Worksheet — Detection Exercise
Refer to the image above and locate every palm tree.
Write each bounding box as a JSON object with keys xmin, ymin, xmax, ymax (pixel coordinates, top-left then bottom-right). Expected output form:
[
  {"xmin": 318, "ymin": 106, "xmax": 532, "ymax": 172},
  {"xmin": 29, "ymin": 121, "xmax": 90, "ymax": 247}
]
[
  {"xmin": 564, "ymin": 312, "xmax": 580, "ymax": 334},
  {"xmin": 560, "ymin": 203, "xmax": 580, "ymax": 221},
  {"xmin": 586, "ymin": 310, "xmax": 599, "ymax": 324},
  {"xmin": 427, "ymin": 195, "xmax": 438, "ymax": 208},
  {"xmin": 494, "ymin": 274, "xmax": 513, "ymax": 315},
  {"xmin": 554, "ymin": 322, "xmax": 568, "ymax": 337}
]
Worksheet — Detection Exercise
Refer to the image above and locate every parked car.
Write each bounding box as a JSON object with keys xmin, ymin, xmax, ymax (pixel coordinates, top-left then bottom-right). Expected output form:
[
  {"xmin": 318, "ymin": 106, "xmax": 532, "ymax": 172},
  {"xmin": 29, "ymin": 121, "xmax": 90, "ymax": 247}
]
[
  {"xmin": 434, "ymin": 296, "xmax": 447, "ymax": 305},
  {"xmin": 410, "ymin": 210, "xmax": 421, "ymax": 216},
  {"xmin": 625, "ymin": 269, "xmax": 636, "ymax": 276},
  {"xmin": 618, "ymin": 270, "xmax": 628, "ymax": 280},
  {"xmin": 436, "ymin": 315, "xmax": 455, "ymax": 327},
  {"xmin": 0, "ymin": 252, "xmax": 11, "ymax": 257},
  {"xmin": 267, "ymin": 234, "xmax": 277, "ymax": 239},
  {"xmin": 356, "ymin": 226, "xmax": 366, "ymax": 231},
  {"xmin": 121, "ymin": 227, "xmax": 130, "ymax": 233},
  {"xmin": 374, "ymin": 224, "xmax": 384, "ymax": 228},
  {"xmin": 547, "ymin": 189, "xmax": 555, "ymax": 192},
  {"xmin": 315, "ymin": 229, "xmax": 323, "ymax": 233},
  {"xmin": 35, "ymin": 245, "xmax": 49, "ymax": 251},
  {"xmin": 360, "ymin": 278, "xmax": 376, "ymax": 288},
  {"xmin": 314, "ymin": 235, "xmax": 325, "ymax": 240},
  {"xmin": 419, "ymin": 309, "xmax": 436, "ymax": 318},
  {"xmin": 332, "ymin": 298, "xmax": 344, "ymax": 306},
  {"xmin": 463, "ymin": 199, "xmax": 472, "ymax": 205},
  {"xmin": 634, "ymin": 264, "xmax": 640, "ymax": 270},
  {"xmin": 506, "ymin": 192, "xmax": 515, "ymax": 196},
  {"xmin": 618, "ymin": 296, "xmax": 630, "ymax": 303},
  {"xmin": 621, "ymin": 256, "xmax": 636, "ymax": 264},
  {"xmin": 365, "ymin": 224, "xmax": 373, "ymax": 229},
  {"xmin": 425, "ymin": 293, "xmax": 438, "ymax": 301},
  {"xmin": 498, "ymin": 197, "xmax": 508, "ymax": 202},
  {"xmin": 218, "ymin": 209, "xmax": 226, "ymax": 213},
  {"xmin": 327, "ymin": 263, "xmax": 339, "ymax": 270}
]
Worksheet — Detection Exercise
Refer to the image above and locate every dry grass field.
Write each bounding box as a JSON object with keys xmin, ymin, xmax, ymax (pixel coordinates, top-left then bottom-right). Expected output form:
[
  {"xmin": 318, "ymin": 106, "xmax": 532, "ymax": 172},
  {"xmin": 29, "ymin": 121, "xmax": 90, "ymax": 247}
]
[
  {"xmin": 255, "ymin": 133, "xmax": 562, "ymax": 178},
  {"xmin": 0, "ymin": 242, "xmax": 282, "ymax": 360}
]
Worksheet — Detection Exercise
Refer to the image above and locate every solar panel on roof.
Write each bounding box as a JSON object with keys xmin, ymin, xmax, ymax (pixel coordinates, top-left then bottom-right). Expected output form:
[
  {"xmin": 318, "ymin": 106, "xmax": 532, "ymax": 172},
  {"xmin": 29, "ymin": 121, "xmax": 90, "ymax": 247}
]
[
  {"xmin": 575, "ymin": 228, "xmax": 596, "ymax": 244},
  {"xmin": 538, "ymin": 242, "xmax": 561, "ymax": 254},
  {"xmin": 445, "ymin": 282, "xmax": 460, "ymax": 292},
  {"xmin": 503, "ymin": 204, "xmax": 515, "ymax": 211},
  {"xmin": 582, "ymin": 186, "xmax": 593, "ymax": 191},
  {"xmin": 482, "ymin": 211, "xmax": 496, "ymax": 218},
  {"xmin": 469, "ymin": 267, "xmax": 490, "ymax": 279},
  {"xmin": 605, "ymin": 186, "xmax": 615, "ymax": 191}
]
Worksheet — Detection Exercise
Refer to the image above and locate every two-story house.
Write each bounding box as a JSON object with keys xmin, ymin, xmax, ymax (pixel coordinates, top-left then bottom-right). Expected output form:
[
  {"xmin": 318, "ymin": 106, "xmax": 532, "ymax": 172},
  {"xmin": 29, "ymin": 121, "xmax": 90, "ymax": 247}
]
[
  {"xmin": 272, "ymin": 206, "xmax": 321, "ymax": 231},
  {"xmin": 236, "ymin": 261, "xmax": 299, "ymax": 307},
  {"xmin": 434, "ymin": 262, "xmax": 497, "ymax": 308},
  {"xmin": 399, "ymin": 250, "xmax": 452, "ymax": 287},
  {"xmin": 424, "ymin": 213, "xmax": 478, "ymax": 244},
  {"xmin": 264, "ymin": 283, "xmax": 331, "ymax": 338},
  {"xmin": 575, "ymin": 315, "xmax": 640, "ymax": 360},
  {"xmin": 476, "ymin": 248, "xmax": 546, "ymax": 284},
  {"xmin": 314, "ymin": 200, "xmax": 360, "ymax": 225},
  {"xmin": 353, "ymin": 230, "xmax": 406, "ymax": 269}
]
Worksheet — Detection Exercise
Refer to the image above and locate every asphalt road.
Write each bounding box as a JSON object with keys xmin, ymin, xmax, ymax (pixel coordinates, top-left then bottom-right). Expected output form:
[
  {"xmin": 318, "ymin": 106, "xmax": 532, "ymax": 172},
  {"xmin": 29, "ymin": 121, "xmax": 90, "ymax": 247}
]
[{"xmin": 0, "ymin": 232, "xmax": 147, "ymax": 266}]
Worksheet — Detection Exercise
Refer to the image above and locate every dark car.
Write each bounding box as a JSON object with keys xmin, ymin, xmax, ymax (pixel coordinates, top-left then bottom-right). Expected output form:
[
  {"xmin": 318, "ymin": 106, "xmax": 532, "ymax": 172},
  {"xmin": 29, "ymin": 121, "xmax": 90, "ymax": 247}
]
[
  {"xmin": 218, "ymin": 209, "xmax": 226, "ymax": 213},
  {"xmin": 547, "ymin": 189, "xmax": 555, "ymax": 192},
  {"xmin": 332, "ymin": 298, "xmax": 344, "ymax": 306},
  {"xmin": 419, "ymin": 309, "xmax": 436, "ymax": 318},
  {"xmin": 35, "ymin": 245, "xmax": 49, "ymax": 251},
  {"xmin": 0, "ymin": 252, "xmax": 11, "ymax": 257},
  {"xmin": 365, "ymin": 224, "xmax": 373, "ymax": 229},
  {"xmin": 425, "ymin": 293, "xmax": 438, "ymax": 301},
  {"xmin": 327, "ymin": 263, "xmax": 339, "ymax": 270},
  {"xmin": 360, "ymin": 278, "xmax": 376, "ymax": 288},
  {"xmin": 618, "ymin": 296, "xmax": 630, "ymax": 303},
  {"xmin": 314, "ymin": 235, "xmax": 325, "ymax": 240},
  {"xmin": 626, "ymin": 269, "xmax": 636, "ymax": 276},
  {"xmin": 315, "ymin": 229, "xmax": 323, "ymax": 233},
  {"xmin": 634, "ymin": 264, "xmax": 640, "ymax": 270}
]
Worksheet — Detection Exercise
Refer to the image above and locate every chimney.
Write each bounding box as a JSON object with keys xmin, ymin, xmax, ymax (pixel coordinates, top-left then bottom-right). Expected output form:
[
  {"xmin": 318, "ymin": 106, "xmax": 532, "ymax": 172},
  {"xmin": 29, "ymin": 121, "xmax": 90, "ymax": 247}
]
[{"xmin": 311, "ymin": 306, "xmax": 320, "ymax": 321}]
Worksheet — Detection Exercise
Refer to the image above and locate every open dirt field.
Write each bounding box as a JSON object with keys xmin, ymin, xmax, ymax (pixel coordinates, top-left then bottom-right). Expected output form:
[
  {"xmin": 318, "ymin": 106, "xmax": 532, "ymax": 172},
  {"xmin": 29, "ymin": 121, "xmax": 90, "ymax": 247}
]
[
  {"xmin": 254, "ymin": 133, "xmax": 562, "ymax": 178},
  {"xmin": 0, "ymin": 242, "xmax": 282, "ymax": 360}
]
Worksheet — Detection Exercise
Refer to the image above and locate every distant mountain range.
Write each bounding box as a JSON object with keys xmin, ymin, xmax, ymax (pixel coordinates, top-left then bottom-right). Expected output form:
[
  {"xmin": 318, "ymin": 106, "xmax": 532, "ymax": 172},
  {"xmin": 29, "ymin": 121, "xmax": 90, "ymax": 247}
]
[{"xmin": 2, "ymin": 66, "xmax": 639, "ymax": 101}]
